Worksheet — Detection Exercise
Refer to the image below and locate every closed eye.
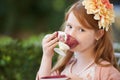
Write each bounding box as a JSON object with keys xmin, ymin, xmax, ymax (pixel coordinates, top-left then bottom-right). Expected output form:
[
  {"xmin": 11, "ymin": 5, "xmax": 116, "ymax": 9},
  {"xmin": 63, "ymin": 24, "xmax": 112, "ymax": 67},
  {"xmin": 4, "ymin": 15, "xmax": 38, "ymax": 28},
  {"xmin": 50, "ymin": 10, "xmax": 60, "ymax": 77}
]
[
  {"xmin": 66, "ymin": 25, "xmax": 72, "ymax": 29},
  {"xmin": 79, "ymin": 28, "xmax": 85, "ymax": 32}
]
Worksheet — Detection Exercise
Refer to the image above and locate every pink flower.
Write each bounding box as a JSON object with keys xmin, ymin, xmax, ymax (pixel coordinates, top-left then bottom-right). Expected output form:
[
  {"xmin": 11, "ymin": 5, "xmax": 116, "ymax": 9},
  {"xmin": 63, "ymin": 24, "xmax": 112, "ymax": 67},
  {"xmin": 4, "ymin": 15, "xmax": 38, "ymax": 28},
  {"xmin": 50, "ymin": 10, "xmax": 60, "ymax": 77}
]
[{"xmin": 101, "ymin": 0, "xmax": 113, "ymax": 9}]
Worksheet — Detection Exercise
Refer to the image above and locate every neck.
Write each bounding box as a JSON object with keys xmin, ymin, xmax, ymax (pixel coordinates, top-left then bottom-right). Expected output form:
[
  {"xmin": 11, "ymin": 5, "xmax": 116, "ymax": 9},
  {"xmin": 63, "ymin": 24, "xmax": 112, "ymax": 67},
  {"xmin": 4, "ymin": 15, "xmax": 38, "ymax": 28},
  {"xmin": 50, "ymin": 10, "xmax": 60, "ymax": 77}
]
[{"xmin": 74, "ymin": 50, "xmax": 95, "ymax": 65}]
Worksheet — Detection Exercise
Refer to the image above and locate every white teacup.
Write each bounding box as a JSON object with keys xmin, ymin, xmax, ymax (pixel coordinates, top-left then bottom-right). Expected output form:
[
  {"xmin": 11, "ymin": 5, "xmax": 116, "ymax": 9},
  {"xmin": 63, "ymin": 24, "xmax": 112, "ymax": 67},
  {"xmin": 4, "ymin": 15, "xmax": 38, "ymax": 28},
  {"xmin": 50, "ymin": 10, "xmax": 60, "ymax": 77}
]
[{"xmin": 54, "ymin": 31, "xmax": 79, "ymax": 56}]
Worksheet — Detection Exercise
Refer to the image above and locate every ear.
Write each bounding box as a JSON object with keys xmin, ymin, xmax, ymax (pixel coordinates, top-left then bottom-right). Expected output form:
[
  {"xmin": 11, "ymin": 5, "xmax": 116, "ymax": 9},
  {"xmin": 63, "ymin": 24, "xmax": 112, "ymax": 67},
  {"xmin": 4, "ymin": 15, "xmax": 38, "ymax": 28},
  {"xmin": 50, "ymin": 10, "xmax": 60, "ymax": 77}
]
[{"xmin": 95, "ymin": 30, "xmax": 104, "ymax": 40}]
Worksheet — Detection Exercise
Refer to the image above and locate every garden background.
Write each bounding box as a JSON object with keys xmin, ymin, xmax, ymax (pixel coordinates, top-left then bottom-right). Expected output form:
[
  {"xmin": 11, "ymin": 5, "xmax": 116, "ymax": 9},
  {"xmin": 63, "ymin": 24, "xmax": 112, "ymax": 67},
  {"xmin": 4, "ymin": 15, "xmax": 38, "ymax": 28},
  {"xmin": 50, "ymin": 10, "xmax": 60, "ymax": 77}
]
[{"xmin": 0, "ymin": 0, "xmax": 120, "ymax": 80}]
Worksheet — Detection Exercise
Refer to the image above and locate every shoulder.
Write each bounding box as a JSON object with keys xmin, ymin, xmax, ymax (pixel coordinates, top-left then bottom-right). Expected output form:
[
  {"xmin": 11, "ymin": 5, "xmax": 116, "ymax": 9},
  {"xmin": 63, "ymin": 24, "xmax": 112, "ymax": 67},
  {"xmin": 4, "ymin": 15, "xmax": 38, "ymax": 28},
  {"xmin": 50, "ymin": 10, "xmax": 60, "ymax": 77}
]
[{"xmin": 95, "ymin": 60, "xmax": 120, "ymax": 80}]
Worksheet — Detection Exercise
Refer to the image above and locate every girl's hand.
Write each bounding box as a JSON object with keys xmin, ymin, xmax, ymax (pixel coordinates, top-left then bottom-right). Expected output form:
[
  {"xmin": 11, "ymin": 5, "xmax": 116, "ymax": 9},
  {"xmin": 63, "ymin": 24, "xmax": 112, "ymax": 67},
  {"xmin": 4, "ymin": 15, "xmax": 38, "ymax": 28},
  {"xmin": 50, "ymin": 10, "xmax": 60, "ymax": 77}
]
[
  {"xmin": 67, "ymin": 73, "xmax": 83, "ymax": 80},
  {"xmin": 42, "ymin": 32, "xmax": 58, "ymax": 58},
  {"xmin": 51, "ymin": 70, "xmax": 60, "ymax": 76}
]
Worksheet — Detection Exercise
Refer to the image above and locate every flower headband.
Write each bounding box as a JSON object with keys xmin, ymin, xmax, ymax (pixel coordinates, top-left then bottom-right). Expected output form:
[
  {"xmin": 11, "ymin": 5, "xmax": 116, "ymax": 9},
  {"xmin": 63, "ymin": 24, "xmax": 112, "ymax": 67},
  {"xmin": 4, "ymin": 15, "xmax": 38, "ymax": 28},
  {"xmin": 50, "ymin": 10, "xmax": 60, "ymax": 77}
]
[{"xmin": 82, "ymin": 0, "xmax": 115, "ymax": 31}]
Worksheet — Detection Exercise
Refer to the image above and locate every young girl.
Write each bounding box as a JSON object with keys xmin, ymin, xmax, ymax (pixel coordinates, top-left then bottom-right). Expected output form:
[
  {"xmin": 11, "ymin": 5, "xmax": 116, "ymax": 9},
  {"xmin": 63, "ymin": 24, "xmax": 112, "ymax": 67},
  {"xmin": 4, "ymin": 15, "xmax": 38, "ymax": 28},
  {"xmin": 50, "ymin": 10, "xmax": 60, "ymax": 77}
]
[{"xmin": 36, "ymin": 0, "xmax": 120, "ymax": 80}]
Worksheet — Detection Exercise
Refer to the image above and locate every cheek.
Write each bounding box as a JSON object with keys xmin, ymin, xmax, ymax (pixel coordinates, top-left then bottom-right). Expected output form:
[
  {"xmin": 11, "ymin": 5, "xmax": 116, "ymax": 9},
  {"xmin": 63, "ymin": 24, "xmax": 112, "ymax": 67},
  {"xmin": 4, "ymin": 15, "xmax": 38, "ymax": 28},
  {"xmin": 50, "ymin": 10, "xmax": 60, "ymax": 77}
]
[
  {"xmin": 77, "ymin": 34, "xmax": 95, "ymax": 47},
  {"xmin": 69, "ymin": 35, "xmax": 95, "ymax": 52},
  {"xmin": 64, "ymin": 28, "xmax": 69, "ymax": 33}
]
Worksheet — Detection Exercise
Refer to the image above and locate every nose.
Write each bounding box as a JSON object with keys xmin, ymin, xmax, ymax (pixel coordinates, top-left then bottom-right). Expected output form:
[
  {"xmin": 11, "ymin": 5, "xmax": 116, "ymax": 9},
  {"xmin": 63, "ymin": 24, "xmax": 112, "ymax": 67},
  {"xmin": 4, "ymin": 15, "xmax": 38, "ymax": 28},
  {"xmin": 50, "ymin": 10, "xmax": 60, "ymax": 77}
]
[{"xmin": 68, "ymin": 29, "xmax": 76, "ymax": 37}]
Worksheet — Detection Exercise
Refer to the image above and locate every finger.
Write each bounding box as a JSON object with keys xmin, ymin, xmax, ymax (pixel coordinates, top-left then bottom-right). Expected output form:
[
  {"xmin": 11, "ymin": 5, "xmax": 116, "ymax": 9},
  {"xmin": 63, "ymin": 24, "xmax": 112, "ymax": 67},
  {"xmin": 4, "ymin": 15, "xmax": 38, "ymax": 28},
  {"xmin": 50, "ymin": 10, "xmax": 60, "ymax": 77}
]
[
  {"xmin": 45, "ymin": 32, "xmax": 58, "ymax": 42},
  {"xmin": 56, "ymin": 70, "xmax": 60, "ymax": 75},
  {"xmin": 51, "ymin": 70, "xmax": 59, "ymax": 76},
  {"xmin": 35, "ymin": 74, "xmax": 39, "ymax": 80},
  {"xmin": 44, "ymin": 34, "xmax": 51, "ymax": 39},
  {"xmin": 46, "ymin": 37, "xmax": 58, "ymax": 47},
  {"xmin": 66, "ymin": 73, "xmax": 73, "ymax": 80},
  {"xmin": 49, "ymin": 42, "xmax": 58, "ymax": 50},
  {"xmin": 42, "ymin": 34, "xmax": 51, "ymax": 44}
]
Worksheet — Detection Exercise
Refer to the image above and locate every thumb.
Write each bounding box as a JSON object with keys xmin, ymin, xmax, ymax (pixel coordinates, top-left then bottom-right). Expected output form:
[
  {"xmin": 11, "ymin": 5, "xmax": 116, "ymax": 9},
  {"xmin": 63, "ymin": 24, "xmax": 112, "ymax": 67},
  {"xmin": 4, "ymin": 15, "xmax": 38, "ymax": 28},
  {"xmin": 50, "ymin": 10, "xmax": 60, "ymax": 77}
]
[{"xmin": 66, "ymin": 73, "xmax": 73, "ymax": 79}]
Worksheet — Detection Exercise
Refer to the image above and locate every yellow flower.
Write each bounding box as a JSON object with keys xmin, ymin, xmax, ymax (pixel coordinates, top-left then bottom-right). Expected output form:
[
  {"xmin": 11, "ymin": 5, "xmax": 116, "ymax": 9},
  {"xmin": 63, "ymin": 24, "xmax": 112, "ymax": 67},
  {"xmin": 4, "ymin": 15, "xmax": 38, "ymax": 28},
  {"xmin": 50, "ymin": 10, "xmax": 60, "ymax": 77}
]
[{"xmin": 82, "ymin": 0, "xmax": 115, "ymax": 31}]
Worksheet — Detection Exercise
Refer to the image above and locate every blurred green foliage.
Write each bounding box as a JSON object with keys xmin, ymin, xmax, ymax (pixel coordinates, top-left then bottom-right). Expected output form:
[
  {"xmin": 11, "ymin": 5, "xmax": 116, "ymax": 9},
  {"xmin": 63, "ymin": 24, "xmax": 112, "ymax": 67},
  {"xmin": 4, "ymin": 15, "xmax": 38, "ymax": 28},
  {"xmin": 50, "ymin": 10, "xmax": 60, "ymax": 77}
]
[
  {"xmin": 0, "ymin": 0, "xmax": 76, "ymax": 36},
  {"xmin": 0, "ymin": 33, "xmax": 58, "ymax": 80}
]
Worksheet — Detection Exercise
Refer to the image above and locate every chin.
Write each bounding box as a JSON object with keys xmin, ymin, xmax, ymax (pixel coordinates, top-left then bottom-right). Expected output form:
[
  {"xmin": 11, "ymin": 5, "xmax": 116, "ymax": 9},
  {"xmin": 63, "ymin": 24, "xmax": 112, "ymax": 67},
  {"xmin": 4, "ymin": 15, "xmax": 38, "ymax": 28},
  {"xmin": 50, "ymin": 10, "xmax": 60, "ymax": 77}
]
[
  {"xmin": 69, "ymin": 48, "xmax": 77, "ymax": 52},
  {"xmin": 70, "ymin": 45, "xmax": 81, "ymax": 52}
]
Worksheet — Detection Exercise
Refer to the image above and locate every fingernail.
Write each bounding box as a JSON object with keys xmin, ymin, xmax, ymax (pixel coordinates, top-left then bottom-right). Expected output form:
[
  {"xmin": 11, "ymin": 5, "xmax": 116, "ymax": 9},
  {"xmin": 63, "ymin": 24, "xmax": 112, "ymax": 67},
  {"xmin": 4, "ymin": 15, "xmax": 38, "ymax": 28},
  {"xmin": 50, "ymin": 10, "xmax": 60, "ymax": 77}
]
[
  {"xmin": 56, "ymin": 31, "xmax": 58, "ymax": 36},
  {"xmin": 54, "ymin": 31, "xmax": 58, "ymax": 37}
]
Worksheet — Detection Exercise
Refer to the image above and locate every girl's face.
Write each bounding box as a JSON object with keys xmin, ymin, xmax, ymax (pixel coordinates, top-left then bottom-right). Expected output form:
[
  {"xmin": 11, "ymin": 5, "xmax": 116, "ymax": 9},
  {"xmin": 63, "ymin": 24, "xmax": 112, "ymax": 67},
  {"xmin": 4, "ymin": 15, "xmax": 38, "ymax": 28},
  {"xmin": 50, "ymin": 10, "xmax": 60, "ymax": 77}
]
[{"xmin": 64, "ymin": 12, "xmax": 96, "ymax": 53}]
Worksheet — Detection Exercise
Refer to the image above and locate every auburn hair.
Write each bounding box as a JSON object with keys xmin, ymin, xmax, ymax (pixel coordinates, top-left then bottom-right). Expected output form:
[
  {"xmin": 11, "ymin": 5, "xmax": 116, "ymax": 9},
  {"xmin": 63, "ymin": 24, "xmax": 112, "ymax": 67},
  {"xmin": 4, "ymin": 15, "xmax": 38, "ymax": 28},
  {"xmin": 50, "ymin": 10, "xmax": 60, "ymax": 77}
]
[{"xmin": 52, "ymin": 1, "xmax": 119, "ymax": 73}]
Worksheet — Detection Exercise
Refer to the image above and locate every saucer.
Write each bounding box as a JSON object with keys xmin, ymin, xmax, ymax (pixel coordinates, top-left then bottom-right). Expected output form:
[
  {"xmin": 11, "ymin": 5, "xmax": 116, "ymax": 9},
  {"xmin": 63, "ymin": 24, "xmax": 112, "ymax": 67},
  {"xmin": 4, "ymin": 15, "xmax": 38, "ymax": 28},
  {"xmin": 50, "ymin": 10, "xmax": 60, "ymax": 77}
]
[{"xmin": 41, "ymin": 75, "xmax": 68, "ymax": 80}]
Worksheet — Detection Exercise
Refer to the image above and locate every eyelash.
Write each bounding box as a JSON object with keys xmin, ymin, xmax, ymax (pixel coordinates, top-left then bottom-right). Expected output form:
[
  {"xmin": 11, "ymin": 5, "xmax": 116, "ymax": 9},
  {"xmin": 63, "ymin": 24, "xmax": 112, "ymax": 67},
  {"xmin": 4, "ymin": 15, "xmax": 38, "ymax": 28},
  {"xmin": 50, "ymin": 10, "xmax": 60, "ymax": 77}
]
[
  {"xmin": 79, "ymin": 29, "xmax": 85, "ymax": 32},
  {"xmin": 66, "ymin": 25, "xmax": 72, "ymax": 29},
  {"xmin": 66, "ymin": 25, "xmax": 85, "ymax": 32}
]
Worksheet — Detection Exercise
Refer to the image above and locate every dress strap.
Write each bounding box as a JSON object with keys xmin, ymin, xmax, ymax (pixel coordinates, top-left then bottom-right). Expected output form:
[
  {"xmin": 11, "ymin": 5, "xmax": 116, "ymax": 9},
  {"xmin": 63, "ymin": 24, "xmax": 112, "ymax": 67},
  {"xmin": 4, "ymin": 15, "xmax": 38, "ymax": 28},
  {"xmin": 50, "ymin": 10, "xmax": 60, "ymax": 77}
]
[
  {"xmin": 68, "ymin": 58, "xmax": 77, "ymax": 73},
  {"xmin": 69, "ymin": 59, "xmax": 95, "ymax": 75}
]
